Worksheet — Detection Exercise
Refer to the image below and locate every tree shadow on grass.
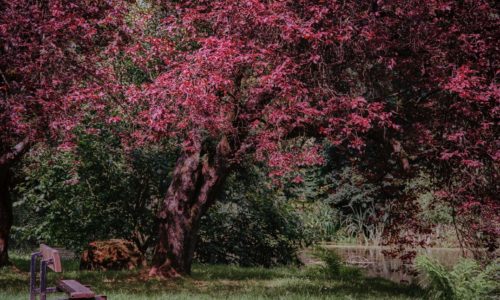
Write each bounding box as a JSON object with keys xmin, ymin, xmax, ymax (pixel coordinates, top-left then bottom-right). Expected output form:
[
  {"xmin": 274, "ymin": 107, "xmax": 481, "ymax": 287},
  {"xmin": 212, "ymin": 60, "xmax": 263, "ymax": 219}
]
[
  {"xmin": 192, "ymin": 264, "xmax": 299, "ymax": 281},
  {"xmin": 190, "ymin": 264, "xmax": 423, "ymax": 299},
  {"xmin": 257, "ymin": 276, "xmax": 423, "ymax": 299}
]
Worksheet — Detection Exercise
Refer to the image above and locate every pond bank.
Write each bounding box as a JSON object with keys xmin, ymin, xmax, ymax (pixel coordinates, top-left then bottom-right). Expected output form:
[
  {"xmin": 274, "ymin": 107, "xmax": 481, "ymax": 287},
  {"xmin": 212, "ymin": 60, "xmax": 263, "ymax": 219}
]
[{"xmin": 322, "ymin": 244, "xmax": 472, "ymax": 283}]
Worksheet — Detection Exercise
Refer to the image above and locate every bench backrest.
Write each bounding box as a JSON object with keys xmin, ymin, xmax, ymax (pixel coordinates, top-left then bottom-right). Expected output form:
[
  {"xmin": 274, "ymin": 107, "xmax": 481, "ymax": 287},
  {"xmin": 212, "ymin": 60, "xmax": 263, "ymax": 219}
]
[{"xmin": 40, "ymin": 244, "xmax": 62, "ymax": 272}]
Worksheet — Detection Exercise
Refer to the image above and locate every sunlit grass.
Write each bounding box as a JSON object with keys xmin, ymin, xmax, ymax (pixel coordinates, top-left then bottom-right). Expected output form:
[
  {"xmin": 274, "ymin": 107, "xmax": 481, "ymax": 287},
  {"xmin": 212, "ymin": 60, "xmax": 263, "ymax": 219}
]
[{"xmin": 0, "ymin": 252, "xmax": 423, "ymax": 299}]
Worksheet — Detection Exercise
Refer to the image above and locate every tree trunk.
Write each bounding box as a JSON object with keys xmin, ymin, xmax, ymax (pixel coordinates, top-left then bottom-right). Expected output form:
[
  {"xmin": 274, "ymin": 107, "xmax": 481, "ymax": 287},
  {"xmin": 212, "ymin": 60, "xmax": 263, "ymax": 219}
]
[
  {"xmin": 0, "ymin": 138, "xmax": 30, "ymax": 267},
  {"xmin": 149, "ymin": 138, "xmax": 231, "ymax": 278},
  {"xmin": 0, "ymin": 165, "xmax": 13, "ymax": 267}
]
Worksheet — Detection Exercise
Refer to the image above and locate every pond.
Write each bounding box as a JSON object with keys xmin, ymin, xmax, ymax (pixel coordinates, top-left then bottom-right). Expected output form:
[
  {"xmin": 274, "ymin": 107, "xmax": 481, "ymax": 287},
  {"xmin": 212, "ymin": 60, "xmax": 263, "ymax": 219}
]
[{"xmin": 324, "ymin": 244, "xmax": 468, "ymax": 283}]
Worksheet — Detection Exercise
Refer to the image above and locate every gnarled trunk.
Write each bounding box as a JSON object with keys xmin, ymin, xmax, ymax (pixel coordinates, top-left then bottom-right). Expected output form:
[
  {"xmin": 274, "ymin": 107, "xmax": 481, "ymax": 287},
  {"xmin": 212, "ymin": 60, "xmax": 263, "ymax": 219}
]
[
  {"xmin": 0, "ymin": 165, "xmax": 13, "ymax": 267},
  {"xmin": 149, "ymin": 138, "xmax": 230, "ymax": 278}
]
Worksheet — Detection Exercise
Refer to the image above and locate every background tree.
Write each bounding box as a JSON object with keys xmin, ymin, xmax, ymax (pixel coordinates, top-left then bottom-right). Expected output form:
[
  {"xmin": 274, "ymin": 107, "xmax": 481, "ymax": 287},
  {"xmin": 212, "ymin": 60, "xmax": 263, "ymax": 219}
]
[
  {"xmin": 0, "ymin": 0, "xmax": 127, "ymax": 266},
  {"xmin": 362, "ymin": 0, "xmax": 499, "ymax": 259}
]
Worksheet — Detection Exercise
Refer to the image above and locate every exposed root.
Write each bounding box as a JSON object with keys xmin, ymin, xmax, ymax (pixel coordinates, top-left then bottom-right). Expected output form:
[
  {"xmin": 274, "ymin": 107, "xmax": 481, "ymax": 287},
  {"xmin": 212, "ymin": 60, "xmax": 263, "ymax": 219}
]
[{"xmin": 148, "ymin": 263, "xmax": 183, "ymax": 279}]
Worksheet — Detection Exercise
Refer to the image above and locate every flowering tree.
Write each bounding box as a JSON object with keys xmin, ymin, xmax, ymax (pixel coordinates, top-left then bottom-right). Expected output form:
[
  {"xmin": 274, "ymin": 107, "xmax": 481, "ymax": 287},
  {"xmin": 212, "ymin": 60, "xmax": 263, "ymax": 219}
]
[
  {"xmin": 0, "ymin": 0, "xmax": 126, "ymax": 266},
  {"xmin": 135, "ymin": 0, "xmax": 395, "ymax": 277}
]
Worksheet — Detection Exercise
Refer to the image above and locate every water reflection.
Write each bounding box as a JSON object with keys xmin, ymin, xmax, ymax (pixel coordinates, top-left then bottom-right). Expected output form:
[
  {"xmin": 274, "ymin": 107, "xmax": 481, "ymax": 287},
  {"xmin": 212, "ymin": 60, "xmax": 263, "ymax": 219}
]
[{"xmin": 325, "ymin": 245, "xmax": 467, "ymax": 283}]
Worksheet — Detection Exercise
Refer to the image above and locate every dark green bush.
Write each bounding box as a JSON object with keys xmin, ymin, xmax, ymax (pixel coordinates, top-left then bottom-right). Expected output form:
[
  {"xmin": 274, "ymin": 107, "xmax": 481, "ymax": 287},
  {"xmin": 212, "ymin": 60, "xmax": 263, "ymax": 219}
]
[{"xmin": 11, "ymin": 128, "xmax": 175, "ymax": 253}]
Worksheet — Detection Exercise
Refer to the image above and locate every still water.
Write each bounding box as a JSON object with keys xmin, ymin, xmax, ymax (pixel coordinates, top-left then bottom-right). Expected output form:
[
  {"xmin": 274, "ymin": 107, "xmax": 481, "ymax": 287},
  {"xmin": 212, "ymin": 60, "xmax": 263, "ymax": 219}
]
[{"xmin": 325, "ymin": 244, "xmax": 467, "ymax": 283}]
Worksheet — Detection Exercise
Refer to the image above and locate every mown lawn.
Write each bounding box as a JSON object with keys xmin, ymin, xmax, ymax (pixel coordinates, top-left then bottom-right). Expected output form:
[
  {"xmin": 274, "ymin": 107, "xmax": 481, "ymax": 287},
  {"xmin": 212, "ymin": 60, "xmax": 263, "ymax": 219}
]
[{"xmin": 0, "ymin": 252, "xmax": 424, "ymax": 300}]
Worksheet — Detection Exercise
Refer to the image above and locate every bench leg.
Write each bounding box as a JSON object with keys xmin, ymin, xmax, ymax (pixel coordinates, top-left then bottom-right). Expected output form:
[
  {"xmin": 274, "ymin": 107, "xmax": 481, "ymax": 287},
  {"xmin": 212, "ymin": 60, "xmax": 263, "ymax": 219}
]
[
  {"xmin": 30, "ymin": 252, "xmax": 41, "ymax": 300},
  {"xmin": 40, "ymin": 259, "xmax": 48, "ymax": 300}
]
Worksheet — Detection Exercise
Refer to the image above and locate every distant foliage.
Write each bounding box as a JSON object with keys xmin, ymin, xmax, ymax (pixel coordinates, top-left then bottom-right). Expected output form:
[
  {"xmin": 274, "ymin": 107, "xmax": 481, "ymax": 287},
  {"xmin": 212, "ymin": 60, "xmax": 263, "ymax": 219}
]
[
  {"xmin": 196, "ymin": 170, "xmax": 305, "ymax": 267},
  {"xmin": 416, "ymin": 255, "xmax": 499, "ymax": 300},
  {"xmin": 293, "ymin": 164, "xmax": 396, "ymax": 246},
  {"xmin": 286, "ymin": 165, "xmax": 385, "ymax": 244},
  {"xmin": 325, "ymin": 167, "xmax": 385, "ymax": 245},
  {"xmin": 298, "ymin": 201, "xmax": 338, "ymax": 243}
]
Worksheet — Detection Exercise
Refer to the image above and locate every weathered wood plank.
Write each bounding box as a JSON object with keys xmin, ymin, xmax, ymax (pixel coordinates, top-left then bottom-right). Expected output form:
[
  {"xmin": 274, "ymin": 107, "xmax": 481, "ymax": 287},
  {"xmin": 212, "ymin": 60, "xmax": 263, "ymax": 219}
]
[
  {"xmin": 57, "ymin": 280, "xmax": 95, "ymax": 299},
  {"xmin": 40, "ymin": 244, "xmax": 62, "ymax": 272}
]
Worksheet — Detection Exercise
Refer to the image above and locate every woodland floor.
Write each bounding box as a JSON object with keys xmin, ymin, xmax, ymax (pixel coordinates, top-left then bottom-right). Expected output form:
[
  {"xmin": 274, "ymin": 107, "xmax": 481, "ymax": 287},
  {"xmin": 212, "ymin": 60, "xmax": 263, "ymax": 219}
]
[{"xmin": 0, "ymin": 252, "xmax": 424, "ymax": 300}]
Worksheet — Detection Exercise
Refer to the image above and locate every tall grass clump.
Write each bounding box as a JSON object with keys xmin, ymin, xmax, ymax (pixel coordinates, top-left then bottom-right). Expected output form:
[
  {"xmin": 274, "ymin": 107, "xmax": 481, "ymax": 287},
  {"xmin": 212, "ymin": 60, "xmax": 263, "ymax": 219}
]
[
  {"xmin": 319, "ymin": 249, "xmax": 342, "ymax": 278},
  {"xmin": 416, "ymin": 255, "xmax": 499, "ymax": 300}
]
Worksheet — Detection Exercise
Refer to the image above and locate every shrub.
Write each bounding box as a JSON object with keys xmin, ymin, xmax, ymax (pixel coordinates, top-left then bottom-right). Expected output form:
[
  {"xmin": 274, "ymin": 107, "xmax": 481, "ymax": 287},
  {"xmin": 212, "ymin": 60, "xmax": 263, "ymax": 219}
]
[{"xmin": 11, "ymin": 129, "xmax": 174, "ymax": 253}]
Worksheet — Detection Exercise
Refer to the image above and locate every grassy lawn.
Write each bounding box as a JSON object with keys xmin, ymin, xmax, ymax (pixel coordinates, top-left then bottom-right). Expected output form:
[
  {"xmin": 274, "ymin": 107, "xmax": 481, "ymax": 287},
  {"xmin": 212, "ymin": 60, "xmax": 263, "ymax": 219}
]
[{"xmin": 0, "ymin": 252, "xmax": 424, "ymax": 300}]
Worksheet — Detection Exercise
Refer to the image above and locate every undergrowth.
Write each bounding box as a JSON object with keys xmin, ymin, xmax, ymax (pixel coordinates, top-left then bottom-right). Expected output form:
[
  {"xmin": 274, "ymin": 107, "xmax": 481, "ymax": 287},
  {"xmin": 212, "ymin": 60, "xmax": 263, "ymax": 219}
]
[{"xmin": 416, "ymin": 255, "xmax": 499, "ymax": 300}]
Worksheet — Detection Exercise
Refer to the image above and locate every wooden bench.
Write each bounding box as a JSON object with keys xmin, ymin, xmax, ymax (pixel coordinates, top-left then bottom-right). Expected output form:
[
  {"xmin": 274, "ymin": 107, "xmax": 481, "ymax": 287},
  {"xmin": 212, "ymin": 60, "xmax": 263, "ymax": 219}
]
[{"xmin": 30, "ymin": 244, "xmax": 106, "ymax": 300}]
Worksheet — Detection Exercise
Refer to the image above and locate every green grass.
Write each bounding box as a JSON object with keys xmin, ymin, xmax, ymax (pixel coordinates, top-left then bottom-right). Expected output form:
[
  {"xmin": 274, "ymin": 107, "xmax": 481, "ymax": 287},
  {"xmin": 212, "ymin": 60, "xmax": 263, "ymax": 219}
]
[{"xmin": 0, "ymin": 252, "xmax": 423, "ymax": 300}]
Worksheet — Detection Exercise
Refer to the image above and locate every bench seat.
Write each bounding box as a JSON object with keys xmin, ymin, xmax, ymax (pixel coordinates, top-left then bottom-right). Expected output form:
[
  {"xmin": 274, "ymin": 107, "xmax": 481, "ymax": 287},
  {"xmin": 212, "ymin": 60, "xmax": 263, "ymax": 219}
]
[{"xmin": 57, "ymin": 280, "xmax": 95, "ymax": 299}]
